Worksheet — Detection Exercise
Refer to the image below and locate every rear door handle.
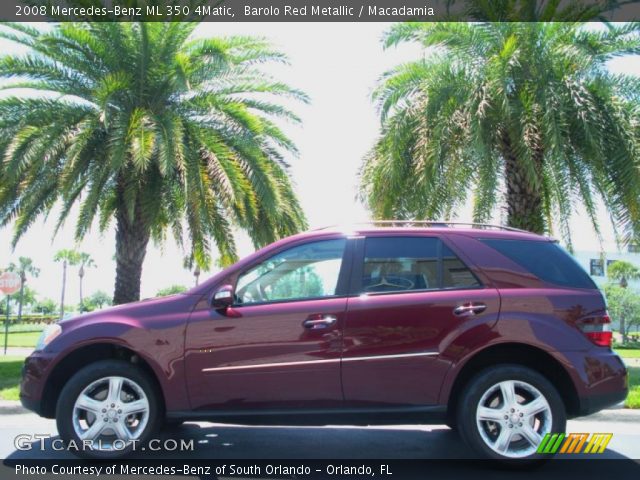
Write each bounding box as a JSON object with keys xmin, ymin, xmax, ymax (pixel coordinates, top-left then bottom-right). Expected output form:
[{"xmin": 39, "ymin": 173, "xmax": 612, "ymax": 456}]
[
  {"xmin": 453, "ymin": 303, "xmax": 487, "ymax": 316},
  {"xmin": 302, "ymin": 314, "xmax": 337, "ymax": 330}
]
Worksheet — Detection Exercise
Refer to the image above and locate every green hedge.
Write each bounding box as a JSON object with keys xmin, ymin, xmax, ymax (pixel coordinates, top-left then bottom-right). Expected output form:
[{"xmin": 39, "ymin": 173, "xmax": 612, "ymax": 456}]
[{"xmin": 2, "ymin": 315, "xmax": 57, "ymax": 325}]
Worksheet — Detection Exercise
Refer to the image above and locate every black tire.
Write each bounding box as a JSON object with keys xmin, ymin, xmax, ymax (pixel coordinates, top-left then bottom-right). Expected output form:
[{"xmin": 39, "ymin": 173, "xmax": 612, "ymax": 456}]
[
  {"xmin": 56, "ymin": 359, "xmax": 162, "ymax": 459},
  {"xmin": 456, "ymin": 364, "xmax": 566, "ymax": 466}
]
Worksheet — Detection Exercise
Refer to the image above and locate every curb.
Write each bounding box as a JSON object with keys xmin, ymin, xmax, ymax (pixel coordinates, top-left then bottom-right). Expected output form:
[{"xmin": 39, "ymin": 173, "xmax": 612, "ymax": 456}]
[
  {"xmin": 574, "ymin": 408, "xmax": 640, "ymax": 423},
  {"xmin": 0, "ymin": 401, "xmax": 27, "ymax": 415}
]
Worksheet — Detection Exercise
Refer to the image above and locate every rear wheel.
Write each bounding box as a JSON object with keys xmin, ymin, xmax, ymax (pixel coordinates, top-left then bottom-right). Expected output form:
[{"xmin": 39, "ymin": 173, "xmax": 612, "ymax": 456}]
[
  {"xmin": 456, "ymin": 365, "xmax": 565, "ymax": 464},
  {"xmin": 56, "ymin": 360, "xmax": 161, "ymax": 459}
]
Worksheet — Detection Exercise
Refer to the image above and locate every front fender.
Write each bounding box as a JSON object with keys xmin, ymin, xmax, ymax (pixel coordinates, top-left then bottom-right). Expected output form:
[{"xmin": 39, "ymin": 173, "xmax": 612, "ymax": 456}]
[{"xmin": 41, "ymin": 295, "xmax": 197, "ymax": 411}]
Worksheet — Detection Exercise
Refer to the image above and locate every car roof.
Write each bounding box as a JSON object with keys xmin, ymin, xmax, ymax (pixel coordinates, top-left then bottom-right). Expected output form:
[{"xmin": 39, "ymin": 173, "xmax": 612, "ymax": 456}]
[
  {"xmin": 299, "ymin": 224, "xmax": 552, "ymax": 242},
  {"xmin": 189, "ymin": 223, "xmax": 551, "ymax": 296}
]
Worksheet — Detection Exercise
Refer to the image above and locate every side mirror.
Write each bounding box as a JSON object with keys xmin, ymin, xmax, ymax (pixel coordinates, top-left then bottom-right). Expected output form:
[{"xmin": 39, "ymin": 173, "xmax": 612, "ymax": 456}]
[{"xmin": 211, "ymin": 285, "xmax": 234, "ymax": 310}]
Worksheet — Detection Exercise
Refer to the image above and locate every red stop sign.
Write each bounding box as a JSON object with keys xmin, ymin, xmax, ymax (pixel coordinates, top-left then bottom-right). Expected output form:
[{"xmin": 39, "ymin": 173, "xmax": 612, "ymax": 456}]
[{"xmin": 0, "ymin": 271, "xmax": 21, "ymax": 295}]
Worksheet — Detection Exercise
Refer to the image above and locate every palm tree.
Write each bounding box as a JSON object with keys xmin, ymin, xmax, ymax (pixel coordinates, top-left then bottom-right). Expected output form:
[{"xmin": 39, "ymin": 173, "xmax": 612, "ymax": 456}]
[
  {"xmin": 608, "ymin": 260, "xmax": 640, "ymax": 343},
  {"xmin": 360, "ymin": 22, "xmax": 640, "ymax": 247},
  {"xmin": 0, "ymin": 23, "xmax": 307, "ymax": 305},
  {"xmin": 7, "ymin": 257, "xmax": 39, "ymax": 323},
  {"xmin": 77, "ymin": 252, "xmax": 95, "ymax": 313},
  {"xmin": 54, "ymin": 249, "xmax": 79, "ymax": 319}
]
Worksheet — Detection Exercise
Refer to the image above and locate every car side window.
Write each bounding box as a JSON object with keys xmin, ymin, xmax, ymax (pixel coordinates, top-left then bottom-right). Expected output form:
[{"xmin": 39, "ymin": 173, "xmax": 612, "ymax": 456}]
[
  {"xmin": 235, "ymin": 238, "xmax": 346, "ymax": 305},
  {"xmin": 362, "ymin": 237, "xmax": 480, "ymax": 293},
  {"xmin": 442, "ymin": 244, "xmax": 481, "ymax": 289}
]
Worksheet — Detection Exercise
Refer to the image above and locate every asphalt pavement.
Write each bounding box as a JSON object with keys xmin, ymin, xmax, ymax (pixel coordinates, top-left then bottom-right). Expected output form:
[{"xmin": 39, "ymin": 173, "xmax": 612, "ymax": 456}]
[{"xmin": 1, "ymin": 406, "xmax": 639, "ymax": 461}]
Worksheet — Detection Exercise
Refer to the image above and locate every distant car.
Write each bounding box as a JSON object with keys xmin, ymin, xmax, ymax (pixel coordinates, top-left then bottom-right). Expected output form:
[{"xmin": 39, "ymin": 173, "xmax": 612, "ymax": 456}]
[{"xmin": 21, "ymin": 222, "xmax": 627, "ymax": 462}]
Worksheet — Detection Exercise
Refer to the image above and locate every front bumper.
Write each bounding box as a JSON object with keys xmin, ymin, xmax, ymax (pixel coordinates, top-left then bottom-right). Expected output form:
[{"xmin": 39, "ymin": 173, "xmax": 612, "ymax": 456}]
[{"xmin": 19, "ymin": 351, "xmax": 56, "ymax": 417}]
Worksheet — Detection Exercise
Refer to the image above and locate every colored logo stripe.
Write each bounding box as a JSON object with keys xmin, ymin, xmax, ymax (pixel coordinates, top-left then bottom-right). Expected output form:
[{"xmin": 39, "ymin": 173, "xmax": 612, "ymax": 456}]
[
  {"xmin": 560, "ymin": 433, "xmax": 589, "ymax": 453},
  {"xmin": 537, "ymin": 433, "xmax": 565, "ymax": 453},
  {"xmin": 584, "ymin": 433, "xmax": 613, "ymax": 454}
]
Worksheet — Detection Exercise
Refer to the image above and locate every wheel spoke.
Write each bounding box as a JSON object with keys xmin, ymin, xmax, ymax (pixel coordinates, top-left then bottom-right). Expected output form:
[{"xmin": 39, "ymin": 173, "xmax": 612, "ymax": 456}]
[
  {"xmin": 75, "ymin": 394, "xmax": 103, "ymax": 415},
  {"xmin": 107, "ymin": 377, "xmax": 123, "ymax": 403},
  {"xmin": 494, "ymin": 426, "xmax": 514, "ymax": 453},
  {"xmin": 121, "ymin": 399, "xmax": 147, "ymax": 416},
  {"xmin": 80, "ymin": 420, "xmax": 105, "ymax": 441},
  {"xmin": 477, "ymin": 406, "xmax": 504, "ymax": 422},
  {"xmin": 522, "ymin": 396, "xmax": 549, "ymax": 417},
  {"xmin": 520, "ymin": 424, "xmax": 543, "ymax": 447},
  {"xmin": 111, "ymin": 421, "xmax": 132, "ymax": 441},
  {"xmin": 500, "ymin": 381, "xmax": 517, "ymax": 408}
]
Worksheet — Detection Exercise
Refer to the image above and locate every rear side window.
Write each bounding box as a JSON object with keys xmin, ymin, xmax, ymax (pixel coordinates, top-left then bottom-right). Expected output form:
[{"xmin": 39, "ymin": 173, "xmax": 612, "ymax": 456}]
[
  {"xmin": 480, "ymin": 239, "xmax": 596, "ymax": 289},
  {"xmin": 442, "ymin": 244, "xmax": 481, "ymax": 289},
  {"xmin": 362, "ymin": 237, "xmax": 480, "ymax": 293}
]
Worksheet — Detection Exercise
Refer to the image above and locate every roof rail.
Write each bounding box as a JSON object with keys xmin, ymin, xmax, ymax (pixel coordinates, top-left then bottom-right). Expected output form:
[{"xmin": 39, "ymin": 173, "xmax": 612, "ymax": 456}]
[{"xmin": 311, "ymin": 220, "xmax": 531, "ymax": 234}]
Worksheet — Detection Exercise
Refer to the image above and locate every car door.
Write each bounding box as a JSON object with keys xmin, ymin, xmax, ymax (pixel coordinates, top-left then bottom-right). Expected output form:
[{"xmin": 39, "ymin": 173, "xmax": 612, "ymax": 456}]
[
  {"xmin": 185, "ymin": 236, "xmax": 352, "ymax": 411},
  {"xmin": 342, "ymin": 234, "xmax": 501, "ymax": 407}
]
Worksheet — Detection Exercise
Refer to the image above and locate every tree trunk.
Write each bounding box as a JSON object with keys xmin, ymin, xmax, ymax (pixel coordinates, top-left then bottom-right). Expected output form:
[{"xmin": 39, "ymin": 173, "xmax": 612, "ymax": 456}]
[
  {"xmin": 113, "ymin": 208, "xmax": 151, "ymax": 305},
  {"xmin": 59, "ymin": 261, "xmax": 66, "ymax": 320},
  {"xmin": 501, "ymin": 134, "xmax": 545, "ymax": 233}
]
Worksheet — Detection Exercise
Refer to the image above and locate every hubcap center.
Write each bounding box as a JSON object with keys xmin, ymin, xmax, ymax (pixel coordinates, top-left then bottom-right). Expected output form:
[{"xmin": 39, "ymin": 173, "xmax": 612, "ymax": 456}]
[{"xmin": 107, "ymin": 409, "xmax": 118, "ymax": 419}]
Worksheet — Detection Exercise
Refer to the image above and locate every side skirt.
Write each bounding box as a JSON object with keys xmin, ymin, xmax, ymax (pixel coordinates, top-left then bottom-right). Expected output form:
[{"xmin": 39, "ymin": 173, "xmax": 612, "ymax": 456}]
[{"xmin": 166, "ymin": 405, "xmax": 447, "ymax": 426}]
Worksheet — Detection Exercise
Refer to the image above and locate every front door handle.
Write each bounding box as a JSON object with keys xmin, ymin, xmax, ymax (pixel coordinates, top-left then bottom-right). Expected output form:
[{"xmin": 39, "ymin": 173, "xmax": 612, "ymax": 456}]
[
  {"xmin": 302, "ymin": 314, "xmax": 337, "ymax": 330},
  {"xmin": 453, "ymin": 303, "xmax": 487, "ymax": 316}
]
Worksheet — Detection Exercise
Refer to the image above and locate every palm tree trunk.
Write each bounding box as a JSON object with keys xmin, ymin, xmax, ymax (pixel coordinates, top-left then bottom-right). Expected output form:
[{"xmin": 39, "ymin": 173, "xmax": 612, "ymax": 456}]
[
  {"xmin": 59, "ymin": 261, "xmax": 66, "ymax": 320},
  {"xmin": 501, "ymin": 134, "xmax": 545, "ymax": 233},
  {"xmin": 113, "ymin": 209, "xmax": 151, "ymax": 305}
]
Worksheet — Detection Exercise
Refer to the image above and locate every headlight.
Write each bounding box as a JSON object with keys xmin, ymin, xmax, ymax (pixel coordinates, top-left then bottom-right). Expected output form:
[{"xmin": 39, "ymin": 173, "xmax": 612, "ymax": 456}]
[{"xmin": 35, "ymin": 324, "xmax": 62, "ymax": 351}]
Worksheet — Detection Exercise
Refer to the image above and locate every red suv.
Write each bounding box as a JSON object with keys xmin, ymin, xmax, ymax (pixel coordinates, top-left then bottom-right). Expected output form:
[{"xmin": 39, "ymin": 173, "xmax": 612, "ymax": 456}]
[{"xmin": 20, "ymin": 223, "xmax": 627, "ymax": 461}]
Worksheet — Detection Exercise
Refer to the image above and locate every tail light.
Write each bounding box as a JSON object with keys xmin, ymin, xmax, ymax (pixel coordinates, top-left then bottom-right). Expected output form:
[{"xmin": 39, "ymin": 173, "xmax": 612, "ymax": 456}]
[{"xmin": 579, "ymin": 314, "xmax": 612, "ymax": 347}]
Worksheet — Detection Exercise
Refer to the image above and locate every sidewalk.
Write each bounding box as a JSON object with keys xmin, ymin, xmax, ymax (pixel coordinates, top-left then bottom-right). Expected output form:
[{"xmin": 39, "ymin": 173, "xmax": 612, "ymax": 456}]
[{"xmin": 2, "ymin": 347, "xmax": 33, "ymax": 356}]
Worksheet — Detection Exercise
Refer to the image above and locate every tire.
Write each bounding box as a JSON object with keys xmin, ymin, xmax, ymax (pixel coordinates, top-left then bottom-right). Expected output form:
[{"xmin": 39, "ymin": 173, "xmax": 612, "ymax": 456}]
[
  {"xmin": 456, "ymin": 364, "xmax": 566, "ymax": 465},
  {"xmin": 56, "ymin": 359, "xmax": 162, "ymax": 459}
]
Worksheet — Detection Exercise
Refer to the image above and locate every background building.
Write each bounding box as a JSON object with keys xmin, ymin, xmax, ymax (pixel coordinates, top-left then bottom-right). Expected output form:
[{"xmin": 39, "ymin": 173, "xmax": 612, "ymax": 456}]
[{"xmin": 573, "ymin": 244, "xmax": 640, "ymax": 290}]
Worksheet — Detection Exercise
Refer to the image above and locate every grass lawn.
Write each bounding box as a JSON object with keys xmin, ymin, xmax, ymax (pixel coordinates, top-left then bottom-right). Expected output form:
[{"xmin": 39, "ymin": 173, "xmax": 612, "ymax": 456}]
[
  {"xmin": 0, "ymin": 355, "xmax": 24, "ymax": 401},
  {"xmin": 616, "ymin": 348, "xmax": 640, "ymax": 359},
  {"xmin": 0, "ymin": 331, "xmax": 40, "ymax": 348},
  {"xmin": 626, "ymin": 366, "xmax": 640, "ymax": 409}
]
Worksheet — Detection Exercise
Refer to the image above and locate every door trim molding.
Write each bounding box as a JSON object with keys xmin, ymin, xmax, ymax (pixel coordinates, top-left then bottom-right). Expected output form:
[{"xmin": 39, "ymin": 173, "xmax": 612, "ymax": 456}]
[{"xmin": 201, "ymin": 351, "xmax": 438, "ymax": 373}]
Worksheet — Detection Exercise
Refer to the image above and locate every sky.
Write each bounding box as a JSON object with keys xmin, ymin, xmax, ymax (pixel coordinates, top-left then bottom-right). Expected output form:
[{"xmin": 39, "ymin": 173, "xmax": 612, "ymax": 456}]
[{"xmin": 0, "ymin": 22, "xmax": 639, "ymax": 307}]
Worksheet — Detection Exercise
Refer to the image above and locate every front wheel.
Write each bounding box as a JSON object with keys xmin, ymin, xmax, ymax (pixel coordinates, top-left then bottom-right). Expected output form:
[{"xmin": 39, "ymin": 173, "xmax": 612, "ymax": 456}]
[
  {"xmin": 56, "ymin": 360, "xmax": 161, "ymax": 459},
  {"xmin": 456, "ymin": 365, "xmax": 566, "ymax": 464}
]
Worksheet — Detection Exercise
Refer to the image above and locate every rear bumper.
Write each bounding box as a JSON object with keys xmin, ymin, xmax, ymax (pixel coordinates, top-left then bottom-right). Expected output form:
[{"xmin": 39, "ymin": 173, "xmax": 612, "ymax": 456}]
[
  {"xmin": 567, "ymin": 348, "xmax": 628, "ymax": 417},
  {"xmin": 577, "ymin": 389, "xmax": 628, "ymax": 416}
]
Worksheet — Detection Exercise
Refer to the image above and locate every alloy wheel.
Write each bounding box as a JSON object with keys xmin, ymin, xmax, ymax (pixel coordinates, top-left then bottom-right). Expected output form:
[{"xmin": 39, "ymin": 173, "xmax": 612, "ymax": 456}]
[
  {"xmin": 72, "ymin": 376, "xmax": 150, "ymax": 451},
  {"xmin": 475, "ymin": 380, "xmax": 552, "ymax": 458}
]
